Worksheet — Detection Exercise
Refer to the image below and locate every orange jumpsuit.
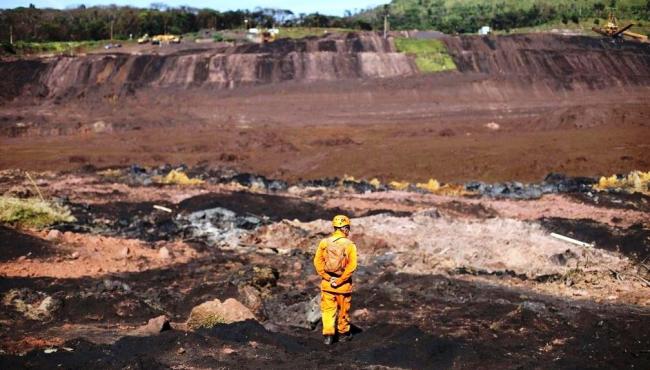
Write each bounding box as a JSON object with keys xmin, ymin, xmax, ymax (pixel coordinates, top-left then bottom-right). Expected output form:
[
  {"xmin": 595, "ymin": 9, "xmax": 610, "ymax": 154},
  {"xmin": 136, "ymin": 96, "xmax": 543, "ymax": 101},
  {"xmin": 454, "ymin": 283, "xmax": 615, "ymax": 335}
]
[{"xmin": 313, "ymin": 229, "xmax": 358, "ymax": 336}]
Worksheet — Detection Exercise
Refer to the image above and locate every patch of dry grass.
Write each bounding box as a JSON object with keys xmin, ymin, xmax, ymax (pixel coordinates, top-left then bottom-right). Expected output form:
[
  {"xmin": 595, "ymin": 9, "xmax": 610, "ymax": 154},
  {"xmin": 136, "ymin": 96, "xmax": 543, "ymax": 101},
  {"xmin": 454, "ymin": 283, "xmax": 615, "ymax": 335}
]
[{"xmin": 0, "ymin": 196, "xmax": 75, "ymax": 228}]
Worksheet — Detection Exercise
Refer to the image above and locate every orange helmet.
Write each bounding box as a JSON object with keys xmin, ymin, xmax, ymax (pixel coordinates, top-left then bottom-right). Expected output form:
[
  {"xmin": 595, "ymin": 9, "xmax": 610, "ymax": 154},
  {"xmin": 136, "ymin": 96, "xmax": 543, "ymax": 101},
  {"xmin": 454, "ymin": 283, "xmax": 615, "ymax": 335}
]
[{"xmin": 332, "ymin": 215, "xmax": 351, "ymax": 228}]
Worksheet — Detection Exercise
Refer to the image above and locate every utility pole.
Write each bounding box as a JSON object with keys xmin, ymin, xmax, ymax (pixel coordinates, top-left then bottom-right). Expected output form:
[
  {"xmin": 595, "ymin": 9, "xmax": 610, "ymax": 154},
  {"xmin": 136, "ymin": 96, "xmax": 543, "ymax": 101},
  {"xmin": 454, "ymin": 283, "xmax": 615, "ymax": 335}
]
[
  {"xmin": 9, "ymin": 25, "xmax": 13, "ymax": 45},
  {"xmin": 110, "ymin": 19, "xmax": 114, "ymax": 42},
  {"xmin": 383, "ymin": 5, "xmax": 390, "ymax": 39}
]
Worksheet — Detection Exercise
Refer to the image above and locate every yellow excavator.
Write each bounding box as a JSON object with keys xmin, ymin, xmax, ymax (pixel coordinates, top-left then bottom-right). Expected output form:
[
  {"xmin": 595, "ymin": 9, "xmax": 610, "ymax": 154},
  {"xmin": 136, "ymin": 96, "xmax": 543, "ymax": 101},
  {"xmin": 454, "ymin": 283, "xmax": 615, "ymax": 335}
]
[{"xmin": 592, "ymin": 12, "xmax": 648, "ymax": 42}]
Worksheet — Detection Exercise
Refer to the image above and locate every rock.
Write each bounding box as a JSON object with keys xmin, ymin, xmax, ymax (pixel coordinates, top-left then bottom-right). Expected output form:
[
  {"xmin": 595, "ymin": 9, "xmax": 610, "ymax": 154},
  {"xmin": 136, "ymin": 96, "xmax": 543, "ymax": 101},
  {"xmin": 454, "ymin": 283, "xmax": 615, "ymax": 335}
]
[
  {"xmin": 415, "ymin": 208, "xmax": 441, "ymax": 218},
  {"xmin": 238, "ymin": 285, "xmax": 264, "ymax": 318},
  {"xmin": 521, "ymin": 301, "xmax": 547, "ymax": 315},
  {"xmin": 549, "ymin": 249, "xmax": 579, "ymax": 266},
  {"xmin": 133, "ymin": 315, "xmax": 171, "ymax": 335},
  {"xmin": 187, "ymin": 298, "xmax": 255, "ymax": 330},
  {"xmin": 252, "ymin": 266, "xmax": 279, "ymax": 289},
  {"xmin": 45, "ymin": 229, "xmax": 62, "ymax": 241},
  {"xmin": 351, "ymin": 308, "xmax": 370, "ymax": 320},
  {"xmin": 118, "ymin": 246, "xmax": 130, "ymax": 259},
  {"xmin": 306, "ymin": 295, "xmax": 321, "ymax": 329},
  {"xmin": 158, "ymin": 247, "xmax": 171, "ymax": 259},
  {"xmin": 4, "ymin": 185, "xmax": 33, "ymax": 198},
  {"xmin": 70, "ymin": 251, "xmax": 80, "ymax": 259},
  {"xmin": 2, "ymin": 289, "xmax": 62, "ymax": 321},
  {"xmin": 92, "ymin": 120, "xmax": 112, "ymax": 133}
]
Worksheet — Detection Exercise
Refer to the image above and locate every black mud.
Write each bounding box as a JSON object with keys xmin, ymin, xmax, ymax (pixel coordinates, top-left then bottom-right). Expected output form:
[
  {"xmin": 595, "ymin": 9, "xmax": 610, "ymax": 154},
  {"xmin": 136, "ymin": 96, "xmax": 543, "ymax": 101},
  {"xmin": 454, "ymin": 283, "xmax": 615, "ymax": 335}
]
[
  {"xmin": 3, "ymin": 270, "xmax": 650, "ymax": 369},
  {"xmin": 0, "ymin": 321, "xmax": 459, "ymax": 369},
  {"xmin": 177, "ymin": 192, "xmax": 347, "ymax": 222},
  {"xmin": 540, "ymin": 217, "xmax": 650, "ymax": 262},
  {"xmin": 569, "ymin": 191, "xmax": 650, "ymax": 213}
]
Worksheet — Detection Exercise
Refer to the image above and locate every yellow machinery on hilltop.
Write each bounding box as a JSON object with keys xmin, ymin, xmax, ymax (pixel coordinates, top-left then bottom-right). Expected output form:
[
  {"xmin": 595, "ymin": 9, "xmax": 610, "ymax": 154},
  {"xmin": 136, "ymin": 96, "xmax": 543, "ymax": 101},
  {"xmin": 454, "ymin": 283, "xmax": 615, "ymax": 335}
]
[
  {"xmin": 137, "ymin": 33, "xmax": 181, "ymax": 45},
  {"xmin": 151, "ymin": 34, "xmax": 181, "ymax": 44},
  {"xmin": 592, "ymin": 12, "xmax": 648, "ymax": 42}
]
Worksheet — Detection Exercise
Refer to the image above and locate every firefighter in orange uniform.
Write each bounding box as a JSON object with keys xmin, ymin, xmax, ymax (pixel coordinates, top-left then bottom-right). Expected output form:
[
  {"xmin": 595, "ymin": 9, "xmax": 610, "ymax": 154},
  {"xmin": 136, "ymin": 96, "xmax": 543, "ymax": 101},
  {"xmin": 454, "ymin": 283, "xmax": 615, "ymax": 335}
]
[{"xmin": 313, "ymin": 215, "xmax": 358, "ymax": 345}]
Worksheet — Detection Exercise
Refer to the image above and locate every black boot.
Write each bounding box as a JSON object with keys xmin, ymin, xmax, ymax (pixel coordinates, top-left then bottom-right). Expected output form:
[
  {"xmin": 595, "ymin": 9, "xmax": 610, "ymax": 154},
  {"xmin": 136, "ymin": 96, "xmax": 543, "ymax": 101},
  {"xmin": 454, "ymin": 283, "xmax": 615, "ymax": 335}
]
[
  {"xmin": 323, "ymin": 335, "xmax": 334, "ymax": 345},
  {"xmin": 339, "ymin": 332, "xmax": 352, "ymax": 342}
]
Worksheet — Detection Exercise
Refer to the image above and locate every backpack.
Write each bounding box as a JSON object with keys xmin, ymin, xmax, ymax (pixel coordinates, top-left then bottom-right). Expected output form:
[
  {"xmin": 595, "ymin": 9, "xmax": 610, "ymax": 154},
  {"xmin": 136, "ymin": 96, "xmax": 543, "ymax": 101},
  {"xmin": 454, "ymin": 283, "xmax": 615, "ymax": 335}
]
[{"xmin": 323, "ymin": 237, "xmax": 350, "ymax": 275}]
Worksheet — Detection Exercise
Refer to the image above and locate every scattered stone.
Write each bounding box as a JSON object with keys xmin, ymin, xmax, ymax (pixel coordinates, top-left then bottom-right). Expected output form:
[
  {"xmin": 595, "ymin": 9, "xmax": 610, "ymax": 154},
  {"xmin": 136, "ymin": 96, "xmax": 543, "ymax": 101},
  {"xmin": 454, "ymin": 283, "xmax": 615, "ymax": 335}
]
[
  {"xmin": 133, "ymin": 315, "xmax": 171, "ymax": 335},
  {"xmin": 177, "ymin": 347, "xmax": 185, "ymax": 355},
  {"xmin": 45, "ymin": 229, "xmax": 62, "ymax": 241},
  {"xmin": 70, "ymin": 251, "xmax": 80, "ymax": 259},
  {"xmin": 485, "ymin": 122, "xmax": 500, "ymax": 130},
  {"xmin": 187, "ymin": 298, "xmax": 255, "ymax": 330},
  {"xmin": 158, "ymin": 247, "xmax": 171, "ymax": 259}
]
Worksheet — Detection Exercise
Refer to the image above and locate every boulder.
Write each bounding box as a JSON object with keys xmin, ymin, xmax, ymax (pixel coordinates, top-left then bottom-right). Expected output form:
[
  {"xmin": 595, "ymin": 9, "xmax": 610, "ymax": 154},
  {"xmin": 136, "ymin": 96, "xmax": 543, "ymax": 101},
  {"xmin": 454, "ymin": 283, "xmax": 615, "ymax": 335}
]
[{"xmin": 187, "ymin": 298, "xmax": 255, "ymax": 330}]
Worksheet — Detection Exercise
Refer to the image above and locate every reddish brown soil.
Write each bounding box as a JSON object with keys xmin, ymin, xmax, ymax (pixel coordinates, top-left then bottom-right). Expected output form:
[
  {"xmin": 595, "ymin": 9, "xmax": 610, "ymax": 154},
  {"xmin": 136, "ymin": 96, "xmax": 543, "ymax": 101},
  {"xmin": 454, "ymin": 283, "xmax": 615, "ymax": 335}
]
[
  {"xmin": 1, "ymin": 78, "xmax": 649, "ymax": 183},
  {"xmin": 1, "ymin": 33, "xmax": 649, "ymax": 183}
]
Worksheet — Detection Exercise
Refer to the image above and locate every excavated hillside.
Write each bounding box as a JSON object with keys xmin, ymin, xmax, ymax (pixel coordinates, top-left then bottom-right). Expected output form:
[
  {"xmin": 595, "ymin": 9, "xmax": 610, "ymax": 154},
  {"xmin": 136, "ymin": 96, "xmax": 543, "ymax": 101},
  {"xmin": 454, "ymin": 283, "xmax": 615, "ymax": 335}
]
[
  {"xmin": 443, "ymin": 34, "xmax": 650, "ymax": 91},
  {"xmin": 1, "ymin": 33, "xmax": 650, "ymax": 102},
  {"xmin": 0, "ymin": 33, "xmax": 416, "ymax": 100}
]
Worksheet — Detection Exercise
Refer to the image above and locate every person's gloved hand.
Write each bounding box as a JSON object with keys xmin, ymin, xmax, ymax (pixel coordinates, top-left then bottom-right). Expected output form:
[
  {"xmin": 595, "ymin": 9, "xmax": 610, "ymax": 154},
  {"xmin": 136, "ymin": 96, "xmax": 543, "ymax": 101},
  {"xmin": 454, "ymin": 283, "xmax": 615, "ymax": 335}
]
[{"xmin": 330, "ymin": 277, "xmax": 337, "ymax": 287}]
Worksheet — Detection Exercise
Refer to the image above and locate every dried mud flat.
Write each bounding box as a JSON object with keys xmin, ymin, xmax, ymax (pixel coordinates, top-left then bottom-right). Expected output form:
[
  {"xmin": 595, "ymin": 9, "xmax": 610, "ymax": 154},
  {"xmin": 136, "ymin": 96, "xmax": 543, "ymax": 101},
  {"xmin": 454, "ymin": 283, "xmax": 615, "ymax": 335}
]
[{"xmin": 0, "ymin": 169, "xmax": 649, "ymax": 369}]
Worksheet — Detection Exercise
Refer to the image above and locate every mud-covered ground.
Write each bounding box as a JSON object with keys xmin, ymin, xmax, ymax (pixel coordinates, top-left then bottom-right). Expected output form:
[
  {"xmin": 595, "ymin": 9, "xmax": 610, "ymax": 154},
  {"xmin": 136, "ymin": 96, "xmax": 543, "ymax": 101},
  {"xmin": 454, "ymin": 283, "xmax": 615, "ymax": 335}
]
[
  {"xmin": 1, "ymin": 33, "xmax": 649, "ymax": 183},
  {"xmin": 1, "ymin": 169, "xmax": 649, "ymax": 369}
]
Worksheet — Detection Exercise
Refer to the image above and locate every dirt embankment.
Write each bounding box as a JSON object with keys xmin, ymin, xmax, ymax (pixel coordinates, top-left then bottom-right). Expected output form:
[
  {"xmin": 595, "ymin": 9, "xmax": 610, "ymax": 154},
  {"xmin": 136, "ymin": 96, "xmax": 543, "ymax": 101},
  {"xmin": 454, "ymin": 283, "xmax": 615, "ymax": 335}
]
[
  {"xmin": 0, "ymin": 33, "xmax": 416, "ymax": 101},
  {"xmin": 2, "ymin": 33, "xmax": 649, "ymax": 102},
  {"xmin": 443, "ymin": 34, "xmax": 650, "ymax": 91}
]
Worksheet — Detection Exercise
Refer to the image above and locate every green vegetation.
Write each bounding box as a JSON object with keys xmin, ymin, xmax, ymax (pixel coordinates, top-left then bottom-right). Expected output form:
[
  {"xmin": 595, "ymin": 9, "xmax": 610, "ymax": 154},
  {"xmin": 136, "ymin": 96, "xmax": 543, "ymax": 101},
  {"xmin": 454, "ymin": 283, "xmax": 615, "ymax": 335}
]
[
  {"xmin": 0, "ymin": 196, "xmax": 76, "ymax": 229},
  {"xmin": 500, "ymin": 17, "xmax": 650, "ymax": 36},
  {"xmin": 8, "ymin": 40, "xmax": 109, "ymax": 55},
  {"xmin": 277, "ymin": 27, "xmax": 355, "ymax": 39},
  {"xmin": 394, "ymin": 38, "xmax": 456, "ymax": 73},
  {"xmin": 187, "ymin": 314, "xmax": 226, "ymax": 329},
  {"xmin": 360, "ymin": 0, "xmax": 650, "ymax": 34},
  {"xmin": 1, "ymin": 1, "xmax": 648, "ymax": 51},
  {"xmin": 0, "ymin": 5, "xmax": 362, "ymax": 47}
]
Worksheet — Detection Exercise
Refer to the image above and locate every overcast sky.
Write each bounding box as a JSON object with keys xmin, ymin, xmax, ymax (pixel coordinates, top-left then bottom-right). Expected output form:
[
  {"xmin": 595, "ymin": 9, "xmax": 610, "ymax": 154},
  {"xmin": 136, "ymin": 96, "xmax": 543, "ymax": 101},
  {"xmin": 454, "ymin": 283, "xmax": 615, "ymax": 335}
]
[{"xmin": 1, "ymin": 0, "xmax": 389, "ymax": 16}]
